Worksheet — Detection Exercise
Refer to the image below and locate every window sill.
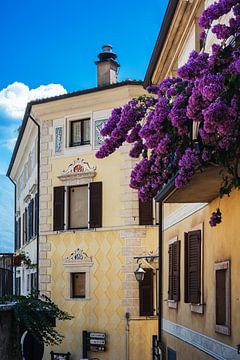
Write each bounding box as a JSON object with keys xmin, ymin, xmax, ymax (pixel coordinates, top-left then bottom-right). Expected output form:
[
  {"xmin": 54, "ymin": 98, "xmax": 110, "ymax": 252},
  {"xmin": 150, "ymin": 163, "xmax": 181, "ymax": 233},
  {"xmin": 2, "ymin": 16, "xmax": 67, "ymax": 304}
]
[
  {"xmin": 215, "ymin": 325, "xmax": 230, "ymax": 336},
  {"xmin": 190, "ymin": 303, "xmax": 204, "ymax": 314},
  {"xmin": 65, "ymin": 297, "xmax": 90, "ymax": 301},
  {"xmin": 168, "ymin": 300, "xmax": 178, "ymax": 309}
]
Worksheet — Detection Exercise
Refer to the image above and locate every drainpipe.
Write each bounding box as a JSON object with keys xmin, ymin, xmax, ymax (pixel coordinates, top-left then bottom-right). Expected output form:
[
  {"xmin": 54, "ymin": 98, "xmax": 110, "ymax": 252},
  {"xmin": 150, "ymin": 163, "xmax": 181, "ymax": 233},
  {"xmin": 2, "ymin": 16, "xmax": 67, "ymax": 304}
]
[
  {"xmin": 125, "ymin": 312, "xmax": 130, "ymax": 360},
  {"xmin": 155, "ymin": 178, "xmax": 176, "ymax": 359},
  {"xmin": 7, "ymin": 176, "xmax": 16, "ymax": 294},
  {"xmin": 158, "ymin": 204, "xmax": 163, "ymax": 351},
  {"xmin": 29, "ymin": 114, "xmax": 40, "ymax": 292}
]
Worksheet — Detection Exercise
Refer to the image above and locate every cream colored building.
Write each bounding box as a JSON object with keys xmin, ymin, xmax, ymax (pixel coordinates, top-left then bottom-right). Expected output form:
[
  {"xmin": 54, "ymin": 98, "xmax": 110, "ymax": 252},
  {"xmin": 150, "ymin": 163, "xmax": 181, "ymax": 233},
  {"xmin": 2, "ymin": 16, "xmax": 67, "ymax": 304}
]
[
  {"xmin": 8, "ymin": 46, "xmax": 159, "ymax": 360},
  {"xmin": 144, "ymin": 1, "xmax": 240, "ymax": 359}
]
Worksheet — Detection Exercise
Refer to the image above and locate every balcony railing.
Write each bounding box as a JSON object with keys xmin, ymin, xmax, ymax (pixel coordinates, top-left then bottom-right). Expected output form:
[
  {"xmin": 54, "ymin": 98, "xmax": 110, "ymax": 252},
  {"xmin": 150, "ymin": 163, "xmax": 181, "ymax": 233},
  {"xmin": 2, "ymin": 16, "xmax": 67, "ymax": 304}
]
[{"xmin": 0, "ymin": 254, "xmax": 13, "ymax": 297}]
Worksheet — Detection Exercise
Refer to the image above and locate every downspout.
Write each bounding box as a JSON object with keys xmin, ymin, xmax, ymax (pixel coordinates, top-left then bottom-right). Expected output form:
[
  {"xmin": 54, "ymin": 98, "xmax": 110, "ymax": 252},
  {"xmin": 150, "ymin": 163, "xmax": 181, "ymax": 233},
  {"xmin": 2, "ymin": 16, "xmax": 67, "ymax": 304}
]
[
  {"xmin": 29, "ymin": 114, "xmax": 40, "ymax": 292},
  {"xmin": 125, "ymin": 312, "xmax": 130, "ymax": 360},
  {"xmin": 155, "ymin": 178, "xmax": 176, "ymax": 359},
  {"xmin": 158, "ymin": 203, "xmax": 163, "ymax": 350},
  {"xmin": 7, "ymin": 176, "xmax": 16, "ymax": 294}
]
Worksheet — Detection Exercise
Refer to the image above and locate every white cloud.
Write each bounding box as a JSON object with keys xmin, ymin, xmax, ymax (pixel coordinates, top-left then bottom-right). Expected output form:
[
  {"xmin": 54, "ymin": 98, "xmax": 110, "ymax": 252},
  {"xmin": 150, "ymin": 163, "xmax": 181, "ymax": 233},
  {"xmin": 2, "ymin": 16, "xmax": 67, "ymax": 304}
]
[
  {"xmin": 0, "ymin": 82, "xmax": 67, "ymax": 120},
  {"xmin": 1, "ymin": 137, "xmax": 17, "ymax": 151}
]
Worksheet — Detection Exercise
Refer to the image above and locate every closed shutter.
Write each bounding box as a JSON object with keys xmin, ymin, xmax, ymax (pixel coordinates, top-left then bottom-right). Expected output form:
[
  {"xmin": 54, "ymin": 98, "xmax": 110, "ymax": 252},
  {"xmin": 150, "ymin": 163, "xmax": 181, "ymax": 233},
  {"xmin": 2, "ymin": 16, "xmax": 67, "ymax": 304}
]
[
  {"xmin": 185, "ymin": 230, "xmax": 201, "ymax": 304},
  {"xmin": 168, "ymin": 244, "xmax": 173, "ymax": 300},
  {"xmin": 29, "ymin": 199, "xmax": 34, "ymax": 239},
  {"xmin": 15, "ymin": 218, "xmax": 18, "ymax": 251},
  {"xmin": 89, "ymin": 182, "xmax": 102, "ymax": 228},
  {"xmin": 168, "ymin": 241, "xmax": 180, "ymax": 301},
  {"xmin": 172, "ymin": 241, "xmax": 180, "ymax": 301},
  {"xmin": 184, "ymin": 232, "xmax": 189, "ymax": 303},
  {"xmin": 139, "ymin": 199, "xmax": 153, "ymax": 225},
  {"xmin": 139, "ymin": 268, "xmax": 154, "ymax": 316},
  {"xmin": 53, "ymin": 186, "xmax": 65, "ymax": 231},
  {"xmin": 23, "ymin": 210, "xmax": 27, "ymax": 244},
  {"xmin": 18, "ymin": 217, "xmax": 21, "ymax": 250},
  {"xmin": 34, "ymin": 193, "xmax": 39, "ymax": 235}
]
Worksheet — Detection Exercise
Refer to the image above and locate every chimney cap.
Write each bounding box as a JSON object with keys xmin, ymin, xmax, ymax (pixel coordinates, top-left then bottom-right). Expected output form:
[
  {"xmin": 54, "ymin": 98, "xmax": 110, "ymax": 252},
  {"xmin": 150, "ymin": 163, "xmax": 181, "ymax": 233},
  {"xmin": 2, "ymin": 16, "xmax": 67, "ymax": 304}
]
[{"xmin": 97, "ymin": 44, "xmax": 118, "ymax": 63}]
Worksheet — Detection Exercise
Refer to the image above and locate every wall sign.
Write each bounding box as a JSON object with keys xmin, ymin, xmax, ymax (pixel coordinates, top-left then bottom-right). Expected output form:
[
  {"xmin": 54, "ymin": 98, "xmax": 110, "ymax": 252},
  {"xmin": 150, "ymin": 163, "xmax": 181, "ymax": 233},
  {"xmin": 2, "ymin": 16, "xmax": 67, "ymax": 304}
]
[{"xmin": 82, "ymin": 330, "xmax": 107, "ymax": 356}]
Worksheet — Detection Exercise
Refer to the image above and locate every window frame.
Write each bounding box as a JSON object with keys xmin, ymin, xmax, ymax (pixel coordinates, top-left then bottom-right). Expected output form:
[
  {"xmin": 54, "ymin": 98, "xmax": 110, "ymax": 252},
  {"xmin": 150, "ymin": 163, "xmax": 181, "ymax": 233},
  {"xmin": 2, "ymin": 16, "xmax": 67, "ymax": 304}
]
[
  {"xmin": 68, "ymin": 184, "xmax": 89, "ymax": 230},
  {"xmin": 214, "ymin": 260, "xmax": 231, "ymax": 335},
  {"xmin": 70, "ymin": 119, "xmax": 90, "ymax": 147},
  {"xmin": 71, "ymin": 272, "xmax": 86, "ymax": 299}
]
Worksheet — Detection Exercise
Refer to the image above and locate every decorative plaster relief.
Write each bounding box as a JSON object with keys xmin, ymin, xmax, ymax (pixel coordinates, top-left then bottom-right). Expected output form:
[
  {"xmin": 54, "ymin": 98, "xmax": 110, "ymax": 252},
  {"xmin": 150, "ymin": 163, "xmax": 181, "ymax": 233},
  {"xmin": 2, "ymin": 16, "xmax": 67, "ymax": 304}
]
[
  {"xmin": 55, "ymin": 126, "xmax": 63, "ymax": 154},
  {"xmin": 94, "ymin": 119, "xmax": 106, "ymax": 147},
  {"xmin": 58, "ymin": 158, "xmax": 96, "ymax": 186},
  {"xmin": 64, "ymin": 248, "xmax": 93, "ymax": 265}
]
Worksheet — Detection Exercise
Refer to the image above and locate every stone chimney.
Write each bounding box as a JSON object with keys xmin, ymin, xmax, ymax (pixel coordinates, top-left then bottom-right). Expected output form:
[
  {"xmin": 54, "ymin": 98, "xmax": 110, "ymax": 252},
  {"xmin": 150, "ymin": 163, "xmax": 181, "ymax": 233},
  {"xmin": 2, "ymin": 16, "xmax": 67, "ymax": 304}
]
[{"xmin": 95, "ymin": 45, "xmax": 120, "ymax": 87}]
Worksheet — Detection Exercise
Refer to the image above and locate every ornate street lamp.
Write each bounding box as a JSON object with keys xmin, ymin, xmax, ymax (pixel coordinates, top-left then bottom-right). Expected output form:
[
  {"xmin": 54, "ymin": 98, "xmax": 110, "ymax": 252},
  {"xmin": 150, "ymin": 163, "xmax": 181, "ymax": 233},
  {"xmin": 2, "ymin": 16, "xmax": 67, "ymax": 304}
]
[{"xmin": 134, "ymin": 264, "xmax": 146, "ymax": 282}]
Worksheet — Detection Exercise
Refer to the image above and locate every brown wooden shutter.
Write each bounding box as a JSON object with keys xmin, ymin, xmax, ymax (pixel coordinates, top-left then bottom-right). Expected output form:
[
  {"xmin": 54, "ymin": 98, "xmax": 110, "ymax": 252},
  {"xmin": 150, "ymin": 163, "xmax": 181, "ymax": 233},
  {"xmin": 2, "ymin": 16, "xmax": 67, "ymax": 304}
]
[
  {"xmin": 139, "ymin": 268, "xmax": 154, "ymax": 316},
  {"xmin": 53, "ymin": 186, "xmax": 65, "ymax": 231},
  {"xmin": 185, "ymin": 230, "xmax": 201, "ymax": 304},
  {"xmin": 168, "ymin": 244, "xmax": 173, "ymax": 300},
  {"xmin": 139, "ymin": 199, "xmax": 153, "ymax": 225},
  {"xmin": 172, "ymin": 240, "xmax": 180, "ymax": 301},
  {"xmin": 184, "ymin": 232, "xmax": 189, "ymax": 303},
  {"xmin": 168, "ymin": 241, "xmax": 180, "ymax": 301},
  {"xmin": 89, "ymin": 182, "xmax": 102, "ymax": 228},
  {"xmin": 24, "ymin": 208, "xmax": 27, "ymax": 243}
]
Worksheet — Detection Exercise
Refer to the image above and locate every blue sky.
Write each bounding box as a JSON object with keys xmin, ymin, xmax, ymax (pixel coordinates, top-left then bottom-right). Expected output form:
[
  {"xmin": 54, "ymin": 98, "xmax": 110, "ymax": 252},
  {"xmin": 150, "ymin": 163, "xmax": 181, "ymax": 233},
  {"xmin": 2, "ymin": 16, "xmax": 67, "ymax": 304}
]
[{"xmin": 0, "ymin": 0, "xmax": 168, "ymax": 252}]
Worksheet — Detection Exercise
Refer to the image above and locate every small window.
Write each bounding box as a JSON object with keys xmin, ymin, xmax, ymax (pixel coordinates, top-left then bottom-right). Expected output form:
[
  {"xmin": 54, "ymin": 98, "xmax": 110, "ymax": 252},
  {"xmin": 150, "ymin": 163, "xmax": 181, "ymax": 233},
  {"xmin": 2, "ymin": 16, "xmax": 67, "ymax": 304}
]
[
  {"xmin": 215, "ymin": 261, "xmax": 231, "ymax": 335},
  {"xmin": 70, "ymin": 119, "xmax": 90, "ymax": 147},
  {"xmin": 71, "ymin": 272, "xmax": 86, "ymax": 298}
]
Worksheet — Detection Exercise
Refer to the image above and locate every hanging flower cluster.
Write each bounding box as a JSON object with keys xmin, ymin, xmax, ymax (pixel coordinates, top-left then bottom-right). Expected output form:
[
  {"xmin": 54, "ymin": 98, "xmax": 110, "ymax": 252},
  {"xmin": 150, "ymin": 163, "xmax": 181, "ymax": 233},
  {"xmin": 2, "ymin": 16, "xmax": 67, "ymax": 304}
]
[{"xmin": 96, "ymin": 0, "xmax": 240, "ymax": 227}]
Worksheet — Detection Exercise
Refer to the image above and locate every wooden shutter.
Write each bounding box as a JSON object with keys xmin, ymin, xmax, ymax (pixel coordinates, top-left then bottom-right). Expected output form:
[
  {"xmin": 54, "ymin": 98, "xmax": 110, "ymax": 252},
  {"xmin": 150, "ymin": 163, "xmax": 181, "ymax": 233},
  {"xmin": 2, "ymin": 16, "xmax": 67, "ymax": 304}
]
[
  {"xmin": 185, "ymin": 230, "xmax": 201, "ymax": 304},
  {"xmin": 29, "ymin": 199, "xmax": 34, "ymax": 239},
  {"xmin": 168, "ymin": 244, "xmax": 173, "ymax": 300},
  {"xmin": 23, "ymin": 210, "xmax": 27, "ymax": 244},
  {"xmin": 18, "ymin": 217, "xmax": 21, "ymax": 250},
  {"xmin": 172, "ymin": 241, "xmax": 180, "ymax": 301},
  {"xmin": 34, "ymin": 193, "xmax": 39, "ymax": 235},
  {"xmin": 139, "ymin": 199, "xmax": 153, "ymax": 225},
  {"xmin": 53, "ymin": 186, "xmax": 65, "ymax": 231},
  {"xmin": 168, "ymin": 241, "xmax": 180, "ymax": 301},
  {"xmin": 89, "ymin": 182, "xmax": 102, "ymax": 228},
  {"xmin": 15, "ymin": 218, "xmax": 18, "ymax": 251},
  {"xmin": 139, "ymin": 268, "xmax": 154, "ymax": 316}
]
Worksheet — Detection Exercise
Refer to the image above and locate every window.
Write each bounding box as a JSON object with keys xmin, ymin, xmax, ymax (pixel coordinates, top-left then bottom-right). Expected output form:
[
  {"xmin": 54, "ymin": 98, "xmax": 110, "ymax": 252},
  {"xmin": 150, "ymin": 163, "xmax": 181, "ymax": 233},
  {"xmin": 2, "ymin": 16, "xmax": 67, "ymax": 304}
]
[
  {"xmin": 70, "ymin": 119, "xmax": 90, "ymax": 147},
  {"xmin": 139, "ymin": 268, "xmax": 154, "ymax": 316},
  {"xmin": 69, "ymin": 185, "xmax": 88, "ymax": 229},
  {"xmin": 53, "ymin": 182, "xmax": 102, "ymax": 231},
  {"xmin": 139, "ymin": 199, "xmax": 153, "ymax": 225},
  {"xmin": 215, "ymin": 261, "xmax": 231, "ymax": 335},
  {"xmin": 168, "ymin": 239, "xmax": 180, "ymax": 304},
  {"xmin": 71, "ymin": 272, "xmax": 86, "ymax": 298},
  {"xmin": 184, "ymin": 230, "xmax": 201, "ymax": 305}
]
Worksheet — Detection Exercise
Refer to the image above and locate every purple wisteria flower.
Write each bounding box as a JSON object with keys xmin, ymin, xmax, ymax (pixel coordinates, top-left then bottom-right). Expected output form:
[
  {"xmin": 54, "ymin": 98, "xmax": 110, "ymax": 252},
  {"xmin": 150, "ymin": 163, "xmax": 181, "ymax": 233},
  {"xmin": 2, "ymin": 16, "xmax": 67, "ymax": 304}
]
[
  {"xmin": 209, "ymin": 208, "xmax": 222, "ymax": 227},
  {"xmin": 96, "ymin": 0, "xmax": 240, "ymax": 227}
]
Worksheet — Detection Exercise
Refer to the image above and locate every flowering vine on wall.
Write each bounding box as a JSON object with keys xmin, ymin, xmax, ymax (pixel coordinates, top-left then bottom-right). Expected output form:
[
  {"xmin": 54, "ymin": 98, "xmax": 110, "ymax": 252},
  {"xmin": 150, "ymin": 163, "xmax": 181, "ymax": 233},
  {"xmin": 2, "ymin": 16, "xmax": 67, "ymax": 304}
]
[{"xmin": 96, "ymin": 0, "xmax": 240, "ymax": 227}]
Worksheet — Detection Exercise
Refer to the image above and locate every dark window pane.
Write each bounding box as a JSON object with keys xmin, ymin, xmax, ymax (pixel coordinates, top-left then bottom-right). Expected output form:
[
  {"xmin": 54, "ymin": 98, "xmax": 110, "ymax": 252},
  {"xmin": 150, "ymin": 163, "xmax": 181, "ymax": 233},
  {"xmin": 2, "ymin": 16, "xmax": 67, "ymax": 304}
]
[
  {"xmin": 216, "ymin": 269, "xmax": 226, "ymax": 325},
  {"xmin": 72, "ymin": 121, "xmax": 81, "ymax": 145}
]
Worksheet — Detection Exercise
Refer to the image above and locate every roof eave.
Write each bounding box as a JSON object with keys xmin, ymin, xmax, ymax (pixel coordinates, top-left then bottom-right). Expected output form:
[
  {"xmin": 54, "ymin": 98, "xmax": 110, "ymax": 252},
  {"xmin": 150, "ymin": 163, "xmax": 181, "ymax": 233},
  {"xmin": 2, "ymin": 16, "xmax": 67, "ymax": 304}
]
[{"xmin": 144, "ymin": 0, "xmax": 179, "ymax": 87}]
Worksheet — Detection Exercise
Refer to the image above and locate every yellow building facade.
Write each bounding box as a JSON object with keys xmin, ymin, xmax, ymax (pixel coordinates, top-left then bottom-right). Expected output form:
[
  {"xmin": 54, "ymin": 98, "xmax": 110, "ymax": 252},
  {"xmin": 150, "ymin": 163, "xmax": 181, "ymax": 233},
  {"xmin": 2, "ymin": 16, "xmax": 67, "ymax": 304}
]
[
  {"xmin": 9, "ymin": 46, "xmax": 160, "ymax": 360},
  {"xmin": 144, "ymin": 0, "xmax": 240, "ymax": 359}
]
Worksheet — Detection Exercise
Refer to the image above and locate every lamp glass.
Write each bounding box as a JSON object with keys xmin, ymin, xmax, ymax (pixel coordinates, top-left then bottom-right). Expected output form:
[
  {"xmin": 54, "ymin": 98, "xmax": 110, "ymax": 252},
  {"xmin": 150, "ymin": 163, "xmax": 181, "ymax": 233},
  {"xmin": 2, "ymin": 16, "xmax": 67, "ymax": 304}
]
[{"xmin": 134, "ymin": 265, "xmax": 146, "ymax": 282}]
